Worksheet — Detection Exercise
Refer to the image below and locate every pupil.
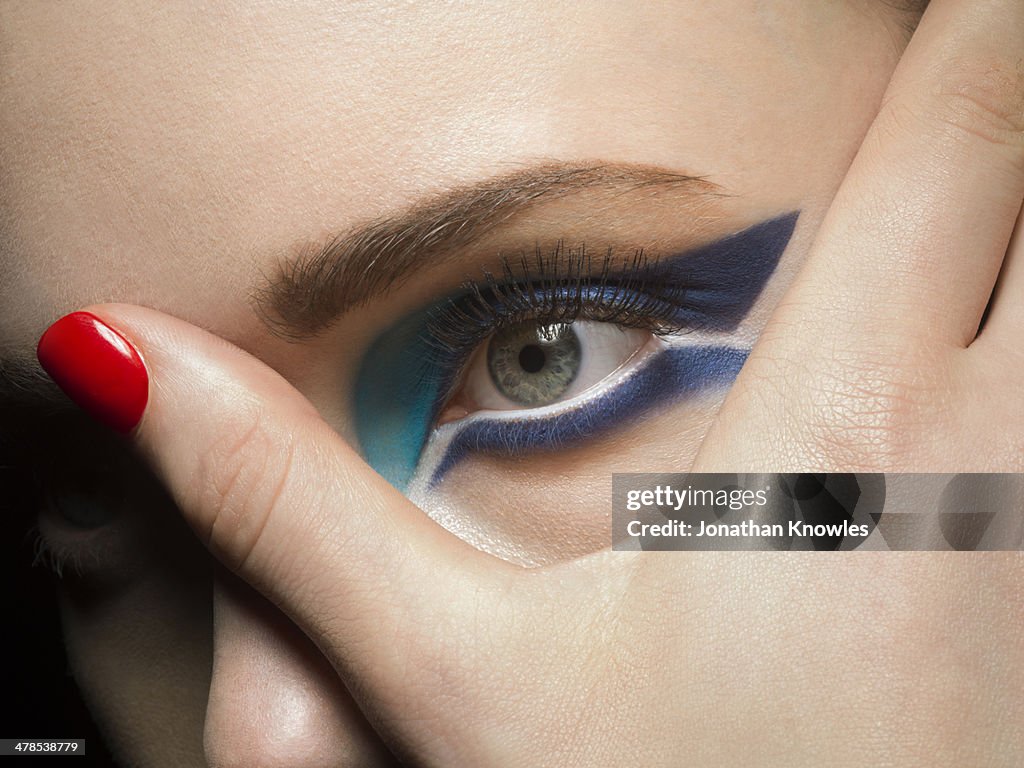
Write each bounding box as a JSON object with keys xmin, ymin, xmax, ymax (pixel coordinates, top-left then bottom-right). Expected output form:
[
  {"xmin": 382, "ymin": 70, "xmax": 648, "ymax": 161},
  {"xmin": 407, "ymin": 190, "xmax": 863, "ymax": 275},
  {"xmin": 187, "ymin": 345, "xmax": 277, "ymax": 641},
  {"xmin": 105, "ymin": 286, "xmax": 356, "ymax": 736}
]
[{"xmin": 518, "ymin": 344, "xmax": 546, "ymax": 373}]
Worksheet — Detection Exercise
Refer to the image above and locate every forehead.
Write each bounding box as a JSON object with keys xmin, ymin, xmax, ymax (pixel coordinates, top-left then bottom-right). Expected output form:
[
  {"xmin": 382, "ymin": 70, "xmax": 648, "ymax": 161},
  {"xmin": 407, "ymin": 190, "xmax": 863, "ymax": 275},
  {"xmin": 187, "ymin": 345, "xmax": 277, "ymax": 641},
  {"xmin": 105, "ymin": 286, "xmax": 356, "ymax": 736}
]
[{"xmin": 0, "ymin": 1, "xmax": 897, "ymax": 354}]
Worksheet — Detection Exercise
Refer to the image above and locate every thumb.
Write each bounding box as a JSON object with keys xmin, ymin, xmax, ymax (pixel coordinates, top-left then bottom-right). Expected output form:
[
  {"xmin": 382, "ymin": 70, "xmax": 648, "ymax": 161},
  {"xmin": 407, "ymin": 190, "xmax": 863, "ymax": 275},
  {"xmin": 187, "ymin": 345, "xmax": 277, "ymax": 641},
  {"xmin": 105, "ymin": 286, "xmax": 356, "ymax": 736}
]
[{"xmin": 35, "ymin": 305, "xmax": 504, "ymax": 698}]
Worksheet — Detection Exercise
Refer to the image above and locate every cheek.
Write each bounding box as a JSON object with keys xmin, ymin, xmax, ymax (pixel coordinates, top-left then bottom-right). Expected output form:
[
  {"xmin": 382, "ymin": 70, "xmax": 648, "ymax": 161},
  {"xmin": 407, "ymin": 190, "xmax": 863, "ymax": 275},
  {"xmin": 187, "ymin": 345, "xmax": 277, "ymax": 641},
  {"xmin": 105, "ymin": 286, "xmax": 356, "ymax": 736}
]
[
  {"xmin": 57, "ymin": 533, "xmax": 213, "ymax": 767},
  {"xmin": 413, "ymin": 396, "xmax": 722, "ymax": 566}
]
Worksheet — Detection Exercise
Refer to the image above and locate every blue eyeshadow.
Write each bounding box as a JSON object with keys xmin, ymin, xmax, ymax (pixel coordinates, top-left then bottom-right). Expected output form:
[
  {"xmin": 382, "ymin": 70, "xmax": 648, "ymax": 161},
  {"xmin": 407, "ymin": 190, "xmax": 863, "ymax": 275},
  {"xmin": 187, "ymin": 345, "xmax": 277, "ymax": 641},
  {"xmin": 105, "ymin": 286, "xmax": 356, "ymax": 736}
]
[
  {"xmin": 429, "ymin": 344, "xmax": 748, "ymax": 486},
  {"xmin": 353, "ymin": 211, "xmax": 799, "ymax": 491},
  {"xmin": 636, "ymin": 211, "xmax": 797, "ymax": 331},
  {"xmin": 352, "ymin": 305, "xmax": 446, "ymax": 490}
]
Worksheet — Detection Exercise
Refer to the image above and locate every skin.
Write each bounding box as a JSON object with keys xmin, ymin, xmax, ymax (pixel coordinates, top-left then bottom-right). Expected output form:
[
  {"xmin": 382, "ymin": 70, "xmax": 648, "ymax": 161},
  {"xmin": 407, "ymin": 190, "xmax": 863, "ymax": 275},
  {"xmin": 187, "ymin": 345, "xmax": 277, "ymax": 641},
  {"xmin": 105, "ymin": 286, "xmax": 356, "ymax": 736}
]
[{"xmin": 2, "ymin": 0, "xmax": 1023, "ymax": 765}]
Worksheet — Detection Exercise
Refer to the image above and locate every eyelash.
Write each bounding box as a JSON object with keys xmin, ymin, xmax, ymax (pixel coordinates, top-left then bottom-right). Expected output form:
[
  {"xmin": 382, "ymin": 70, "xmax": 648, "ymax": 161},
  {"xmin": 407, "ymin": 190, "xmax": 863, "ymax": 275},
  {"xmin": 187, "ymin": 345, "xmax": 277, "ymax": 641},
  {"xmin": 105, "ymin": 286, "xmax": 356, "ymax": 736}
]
[
  {"xmin": 29, "ymin": 526, "xmax": 90, "ymax": 578},
  {"xmin": 420, "ymin": 245, "xmax": 698, "ymax": 404}
]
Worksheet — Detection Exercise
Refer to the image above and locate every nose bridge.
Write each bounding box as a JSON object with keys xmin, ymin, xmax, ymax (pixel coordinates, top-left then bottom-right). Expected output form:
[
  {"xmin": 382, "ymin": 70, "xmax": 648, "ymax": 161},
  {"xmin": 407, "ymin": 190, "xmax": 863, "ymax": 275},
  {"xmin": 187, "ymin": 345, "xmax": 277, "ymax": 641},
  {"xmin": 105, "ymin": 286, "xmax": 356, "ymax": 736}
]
[{"xmin": 204, "ymin": 573, "xmax": 396, "ymax": 768}]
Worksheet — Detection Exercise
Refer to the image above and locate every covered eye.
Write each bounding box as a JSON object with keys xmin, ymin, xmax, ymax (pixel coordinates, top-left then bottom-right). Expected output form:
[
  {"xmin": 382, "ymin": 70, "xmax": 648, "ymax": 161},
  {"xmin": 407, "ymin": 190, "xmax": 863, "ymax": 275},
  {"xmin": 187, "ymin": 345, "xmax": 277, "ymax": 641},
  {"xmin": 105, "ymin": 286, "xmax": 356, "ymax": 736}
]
[{"xmin": 439, "ymin": 320, "xmax": 651, "ymax": 421}]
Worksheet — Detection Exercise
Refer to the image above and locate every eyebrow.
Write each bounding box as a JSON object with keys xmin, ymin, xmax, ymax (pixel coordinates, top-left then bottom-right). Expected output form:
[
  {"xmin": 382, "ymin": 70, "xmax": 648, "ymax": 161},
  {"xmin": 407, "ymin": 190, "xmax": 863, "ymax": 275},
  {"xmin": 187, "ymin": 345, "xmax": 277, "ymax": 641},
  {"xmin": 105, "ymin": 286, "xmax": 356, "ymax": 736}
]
[
  {"xmin": 253, "ymin": 162, "xmax": 722, "ymax": 340},
  {"xmin": 0, "ymin": 162, "xmax": 720, "ymax": 418}
]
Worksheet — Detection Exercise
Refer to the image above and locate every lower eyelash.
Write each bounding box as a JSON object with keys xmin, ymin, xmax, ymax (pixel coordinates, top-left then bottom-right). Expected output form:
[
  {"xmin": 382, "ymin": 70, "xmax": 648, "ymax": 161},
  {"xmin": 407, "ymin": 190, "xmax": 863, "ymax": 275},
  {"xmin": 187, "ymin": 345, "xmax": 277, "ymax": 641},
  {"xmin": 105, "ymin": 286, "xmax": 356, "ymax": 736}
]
[{"xmin": 422, "ymin": 344, "xmax": 749, "ymax": 487}]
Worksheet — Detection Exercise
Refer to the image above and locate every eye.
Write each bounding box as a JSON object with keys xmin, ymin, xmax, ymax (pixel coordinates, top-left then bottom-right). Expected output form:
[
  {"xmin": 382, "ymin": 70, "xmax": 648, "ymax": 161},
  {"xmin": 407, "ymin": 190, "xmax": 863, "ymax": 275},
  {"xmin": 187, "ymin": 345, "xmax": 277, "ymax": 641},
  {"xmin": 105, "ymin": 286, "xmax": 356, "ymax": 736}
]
[
  {"xmin": 23, "ymin": 427, "xmax": 131, "ymax": 580},
  {"xmin": 439, "ymin": 320, "xmax": 650, "ymax": 421},
  {"xmin": 352, "ymin": 212, "xmax": 800, "ymax": 492},
  {"xmin": 19, "ymin": 419, "xmax": 173, "ymax": 585}
]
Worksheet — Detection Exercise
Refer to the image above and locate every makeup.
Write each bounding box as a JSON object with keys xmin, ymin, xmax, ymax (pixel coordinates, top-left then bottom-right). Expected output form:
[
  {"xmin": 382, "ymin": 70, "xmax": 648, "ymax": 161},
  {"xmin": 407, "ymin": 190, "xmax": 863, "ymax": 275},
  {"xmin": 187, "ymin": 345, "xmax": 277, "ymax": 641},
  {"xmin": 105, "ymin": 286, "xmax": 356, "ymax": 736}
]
[
  {"xmin": 354, "ymin": 211, "xmax": 799, "ymax": 491},
  {"xmin": 353, "ymin": 306, "xmax": 448, "ymax": 489},
  {"xmin": 425, "ymin": 344, "xmax": 747, "ymax": 486}
]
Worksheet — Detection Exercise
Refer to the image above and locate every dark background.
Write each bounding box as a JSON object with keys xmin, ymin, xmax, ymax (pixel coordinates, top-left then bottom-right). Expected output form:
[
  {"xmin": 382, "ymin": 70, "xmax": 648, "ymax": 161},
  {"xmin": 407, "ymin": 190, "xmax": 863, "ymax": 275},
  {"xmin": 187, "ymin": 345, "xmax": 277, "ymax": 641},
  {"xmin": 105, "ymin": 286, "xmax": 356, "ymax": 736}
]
[{"xmin": 2, "ymin": 497, "xmax": 115, "ymax": 766}]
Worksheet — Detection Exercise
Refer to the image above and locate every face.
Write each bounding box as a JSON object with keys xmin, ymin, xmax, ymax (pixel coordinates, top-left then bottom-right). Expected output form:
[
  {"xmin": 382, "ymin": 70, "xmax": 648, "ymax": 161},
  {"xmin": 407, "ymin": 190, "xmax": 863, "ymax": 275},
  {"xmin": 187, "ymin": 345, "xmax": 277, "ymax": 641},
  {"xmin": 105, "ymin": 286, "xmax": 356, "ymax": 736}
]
[{"xmin": 0, "ymin": 1, "xmax": 924, "ymax": 765}]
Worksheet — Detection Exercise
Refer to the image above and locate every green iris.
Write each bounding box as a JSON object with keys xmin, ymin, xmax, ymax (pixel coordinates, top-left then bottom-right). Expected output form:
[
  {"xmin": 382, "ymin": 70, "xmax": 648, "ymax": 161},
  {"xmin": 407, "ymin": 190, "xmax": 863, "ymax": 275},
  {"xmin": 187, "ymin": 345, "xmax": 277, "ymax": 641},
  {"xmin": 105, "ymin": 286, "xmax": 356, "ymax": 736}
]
[{"xmin": 487, "ymin": 323, "xmax": 582, "ymax": 406}]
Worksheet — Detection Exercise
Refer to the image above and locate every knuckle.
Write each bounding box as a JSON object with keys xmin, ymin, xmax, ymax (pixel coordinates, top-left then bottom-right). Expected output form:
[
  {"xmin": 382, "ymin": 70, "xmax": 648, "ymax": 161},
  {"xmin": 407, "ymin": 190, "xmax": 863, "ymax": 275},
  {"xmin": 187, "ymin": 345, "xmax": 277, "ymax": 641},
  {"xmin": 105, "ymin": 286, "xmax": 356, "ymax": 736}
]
[
  {"xmin": 189, "ymin": 405, "xmax": 295, "ymax": 569},
  {"xmin": 930, "ymin": 54, "xmax": 1024, "ymax": 150},
  {"xmin": 791, "ymin": 351, "xmax": 949, "ymax": 470}
]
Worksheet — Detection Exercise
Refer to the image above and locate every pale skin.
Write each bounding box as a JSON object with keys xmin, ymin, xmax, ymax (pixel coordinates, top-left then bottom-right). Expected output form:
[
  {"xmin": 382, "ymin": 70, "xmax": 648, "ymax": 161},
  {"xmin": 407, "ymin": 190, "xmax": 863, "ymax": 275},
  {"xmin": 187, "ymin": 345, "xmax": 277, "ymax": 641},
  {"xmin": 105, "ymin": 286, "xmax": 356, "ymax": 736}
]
[{"xmin": 2, "ymin": 0, "xmax": 1024, "ymax": 766}]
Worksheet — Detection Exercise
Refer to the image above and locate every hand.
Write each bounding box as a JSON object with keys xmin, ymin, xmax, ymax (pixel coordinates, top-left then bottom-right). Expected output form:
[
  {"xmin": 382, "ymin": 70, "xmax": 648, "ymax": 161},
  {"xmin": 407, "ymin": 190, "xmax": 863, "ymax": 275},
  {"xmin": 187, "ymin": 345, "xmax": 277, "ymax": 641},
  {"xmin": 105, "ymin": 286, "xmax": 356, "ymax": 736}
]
[
  {"xmin": 35, "ymin": 0, "xmax": 1024, "ymax": 764},
  {"xmin": 695, "ymin": 0, "xmax": 1024, "ymax": 473}
]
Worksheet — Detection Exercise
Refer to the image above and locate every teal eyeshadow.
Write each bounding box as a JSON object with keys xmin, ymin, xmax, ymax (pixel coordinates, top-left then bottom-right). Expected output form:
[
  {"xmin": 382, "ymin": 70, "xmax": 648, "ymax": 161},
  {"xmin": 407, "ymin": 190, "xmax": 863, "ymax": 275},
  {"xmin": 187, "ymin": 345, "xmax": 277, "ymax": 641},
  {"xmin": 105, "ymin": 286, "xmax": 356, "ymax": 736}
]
[{"xmin": 353, "ymin": 303, "xmax": 447, "ymax": 490}]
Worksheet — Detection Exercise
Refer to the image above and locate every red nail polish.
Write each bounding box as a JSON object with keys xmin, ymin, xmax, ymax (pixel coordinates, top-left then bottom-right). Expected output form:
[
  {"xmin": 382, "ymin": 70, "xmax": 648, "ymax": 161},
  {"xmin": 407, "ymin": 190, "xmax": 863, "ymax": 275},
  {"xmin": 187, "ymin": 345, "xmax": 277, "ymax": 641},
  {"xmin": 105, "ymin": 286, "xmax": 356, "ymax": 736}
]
[{"xmin": 37, "ymin": 312, "xmax": 149, "ymax": 434}]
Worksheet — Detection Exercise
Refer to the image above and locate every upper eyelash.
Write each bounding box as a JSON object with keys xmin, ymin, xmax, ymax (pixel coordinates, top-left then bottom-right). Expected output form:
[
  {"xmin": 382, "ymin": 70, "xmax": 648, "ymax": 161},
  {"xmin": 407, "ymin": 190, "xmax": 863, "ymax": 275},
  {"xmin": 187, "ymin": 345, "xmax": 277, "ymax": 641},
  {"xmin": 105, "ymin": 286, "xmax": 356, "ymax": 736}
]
[
  {"xmin": 29, "ymin": 526, "xmax": 81, "ymax": 579},
  {"xmin": 415, "ymin": 243, "xmax": 702, "ymax": 409},
  {"xmin": 423, "ymin": 243, "xmax": 698, "ymax": 366}
]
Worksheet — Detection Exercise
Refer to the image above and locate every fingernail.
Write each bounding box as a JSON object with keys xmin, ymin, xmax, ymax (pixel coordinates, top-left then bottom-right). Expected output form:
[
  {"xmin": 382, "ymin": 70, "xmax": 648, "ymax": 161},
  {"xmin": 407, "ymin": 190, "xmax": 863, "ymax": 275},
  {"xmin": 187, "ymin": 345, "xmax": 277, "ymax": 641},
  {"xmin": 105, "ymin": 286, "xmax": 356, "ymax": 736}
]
[{"xmin": 37, "ymin": 311, "xmax": 149, "ymax": 434}]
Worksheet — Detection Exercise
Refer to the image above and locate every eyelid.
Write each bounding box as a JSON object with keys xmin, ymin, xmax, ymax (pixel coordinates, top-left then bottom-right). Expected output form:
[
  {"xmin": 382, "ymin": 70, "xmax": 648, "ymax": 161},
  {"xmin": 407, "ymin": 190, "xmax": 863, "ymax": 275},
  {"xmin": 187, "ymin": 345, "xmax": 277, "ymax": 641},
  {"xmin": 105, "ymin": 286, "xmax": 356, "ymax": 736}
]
[
  {"xmin": 30, "ymin": 448, "xmax": 140, "ymax": 584},
  {"xmin": 34, "ymin": 507, "xmax": 128, "ymax": 581}
]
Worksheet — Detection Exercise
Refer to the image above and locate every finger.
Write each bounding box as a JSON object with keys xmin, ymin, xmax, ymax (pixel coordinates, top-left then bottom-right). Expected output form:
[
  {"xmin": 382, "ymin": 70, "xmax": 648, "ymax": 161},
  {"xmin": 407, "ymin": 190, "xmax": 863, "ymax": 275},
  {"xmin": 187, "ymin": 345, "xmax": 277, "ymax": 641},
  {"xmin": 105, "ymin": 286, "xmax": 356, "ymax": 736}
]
[
  {"xmin": 35, "ymin": 306, "xmax": 507, "ymax": 695},
  {"xmin": 974, "ymin": 202, "xmax": 1024, "ymax": 350},
  {"xmin": 783, "ymin": 0, "xmax": 1024, "ymax": 348},
  {"xmin": 204, "ymin": 572, "xmax": 394, "ymax": 766}
]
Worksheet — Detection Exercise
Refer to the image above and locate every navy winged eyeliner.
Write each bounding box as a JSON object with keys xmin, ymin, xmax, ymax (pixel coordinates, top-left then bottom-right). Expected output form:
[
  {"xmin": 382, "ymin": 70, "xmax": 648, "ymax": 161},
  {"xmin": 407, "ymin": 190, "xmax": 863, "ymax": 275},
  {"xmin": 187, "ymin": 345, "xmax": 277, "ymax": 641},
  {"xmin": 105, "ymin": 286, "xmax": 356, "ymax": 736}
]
[
  {"xmin": 354, "ymin": 212, "xmax": 799, "ymax": 490},
  {"xmin": 429, "ymin": 345, "xmax": 749, "ymax": 486}
]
